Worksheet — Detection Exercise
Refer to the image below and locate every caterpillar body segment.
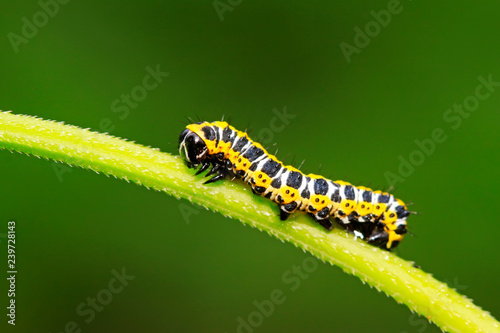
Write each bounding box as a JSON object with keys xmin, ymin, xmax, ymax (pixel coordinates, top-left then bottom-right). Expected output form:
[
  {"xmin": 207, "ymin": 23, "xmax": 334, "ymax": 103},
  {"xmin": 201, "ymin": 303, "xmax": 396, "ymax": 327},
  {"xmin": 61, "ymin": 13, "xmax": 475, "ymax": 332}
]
[{"xmin": 179, "ymin": 121, "xmax": 409, "ymax": 250}]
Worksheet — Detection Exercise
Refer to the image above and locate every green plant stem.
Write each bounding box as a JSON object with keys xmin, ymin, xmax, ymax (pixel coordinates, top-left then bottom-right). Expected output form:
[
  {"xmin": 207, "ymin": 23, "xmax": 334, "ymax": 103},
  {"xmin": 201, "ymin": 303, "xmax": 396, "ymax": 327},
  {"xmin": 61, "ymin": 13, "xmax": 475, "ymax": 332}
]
[{"xmin": 0, "ymin": 111, "xmax": 498, "ymax": 333}]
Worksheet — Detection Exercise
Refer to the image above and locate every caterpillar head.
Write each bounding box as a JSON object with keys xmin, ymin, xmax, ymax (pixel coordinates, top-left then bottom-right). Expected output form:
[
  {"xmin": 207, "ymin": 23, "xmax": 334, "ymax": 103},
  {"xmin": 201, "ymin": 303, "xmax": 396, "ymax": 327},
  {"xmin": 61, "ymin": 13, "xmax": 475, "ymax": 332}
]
[{"xmin": 179, "ymin": 128, "xmax": 209, "ymax": 166}]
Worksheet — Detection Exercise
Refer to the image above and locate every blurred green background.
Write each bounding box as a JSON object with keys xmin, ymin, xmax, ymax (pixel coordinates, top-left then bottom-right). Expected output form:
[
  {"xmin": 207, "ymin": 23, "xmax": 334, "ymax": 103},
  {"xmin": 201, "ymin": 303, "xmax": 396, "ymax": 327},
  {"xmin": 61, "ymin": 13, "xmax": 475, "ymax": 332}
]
[{"xmin": 1, "ymin": 1, "xmax": 499, "ymax": 332}]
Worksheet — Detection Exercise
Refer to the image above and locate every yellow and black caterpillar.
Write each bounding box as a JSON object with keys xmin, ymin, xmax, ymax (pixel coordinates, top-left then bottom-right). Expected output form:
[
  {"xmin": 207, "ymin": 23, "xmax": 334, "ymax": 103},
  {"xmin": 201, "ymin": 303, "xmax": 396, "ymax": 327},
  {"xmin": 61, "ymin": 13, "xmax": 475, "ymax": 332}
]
[{"xmin": 179, "ymin": 121, "xmax": 410, "ymax": 250}]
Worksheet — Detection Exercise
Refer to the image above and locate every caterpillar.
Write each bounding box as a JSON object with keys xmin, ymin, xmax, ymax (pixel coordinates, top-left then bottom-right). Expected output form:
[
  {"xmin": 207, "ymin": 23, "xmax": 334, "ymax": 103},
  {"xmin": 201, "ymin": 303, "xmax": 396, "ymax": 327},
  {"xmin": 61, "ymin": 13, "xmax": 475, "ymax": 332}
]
[{"xmin": 178, "ymin": 121, "xmax": 410, "ymax": 250}]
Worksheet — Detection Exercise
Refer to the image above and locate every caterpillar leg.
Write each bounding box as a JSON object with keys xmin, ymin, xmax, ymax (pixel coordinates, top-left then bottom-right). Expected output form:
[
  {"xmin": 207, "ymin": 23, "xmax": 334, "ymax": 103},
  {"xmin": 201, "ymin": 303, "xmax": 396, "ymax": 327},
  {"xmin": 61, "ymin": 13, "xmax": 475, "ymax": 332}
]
[
  {"xmin": 335, "ymin": 217, "xmax": 355, "ymax": 234},
  {"xmin": 195, "ymin": 161, "xmax": 211, "ymax": 175},
  {"xmin": 205, "ymin": 163, "xmax": 222, "ymax": 177},
  {"xmin": 203, "ymin": 163, "xmax": 227, "ymax": 184},
  {"xmin": 280, "ymin": 210, "xmax": 290, "ymax": 221},
  {"xmin": 318, "ymin": 219, "xmax": 333, "ymax": 231},
  {"xmin": 204, "ymin": 173, "xmax": 226, "ymax": 184},
  {"xmin": 367, "ymin": 231, "xmax": 391, "ymax": 250},
  {"xmin": 251, "ymin": 186, "xmax": 266, "ymax": 195},
  {"xmin": 310, "ymin": 214, "xmax": 333, "ymax": 231},
  {"xmin": 278, "ymin": 202, "xmax": 298, "ymax": 221}
]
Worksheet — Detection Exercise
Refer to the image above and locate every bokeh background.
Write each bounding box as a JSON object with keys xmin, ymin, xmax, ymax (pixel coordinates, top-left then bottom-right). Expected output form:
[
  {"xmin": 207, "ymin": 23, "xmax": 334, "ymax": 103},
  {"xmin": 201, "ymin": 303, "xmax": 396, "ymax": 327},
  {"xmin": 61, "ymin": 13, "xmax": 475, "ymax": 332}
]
[{"xmin": 1, "ymin": 1, "xmax": 499, "ymax": 332}]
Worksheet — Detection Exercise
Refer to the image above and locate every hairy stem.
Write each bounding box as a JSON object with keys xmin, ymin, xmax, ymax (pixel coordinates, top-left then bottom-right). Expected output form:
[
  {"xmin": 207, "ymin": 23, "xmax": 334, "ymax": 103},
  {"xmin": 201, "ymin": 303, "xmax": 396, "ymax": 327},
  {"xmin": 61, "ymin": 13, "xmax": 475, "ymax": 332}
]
[{"xmin": 0, "ymin": 111, "xmax": 498, "ymax": 333}]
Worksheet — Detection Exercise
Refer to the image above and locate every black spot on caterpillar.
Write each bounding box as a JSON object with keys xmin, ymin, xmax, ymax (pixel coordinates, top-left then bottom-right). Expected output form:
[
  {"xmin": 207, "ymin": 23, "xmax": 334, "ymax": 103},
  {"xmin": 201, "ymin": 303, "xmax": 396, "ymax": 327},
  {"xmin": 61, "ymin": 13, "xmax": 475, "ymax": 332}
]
[{"xmin": 179, "ymin": 121, "xmax": 411, "ymax": 250}]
